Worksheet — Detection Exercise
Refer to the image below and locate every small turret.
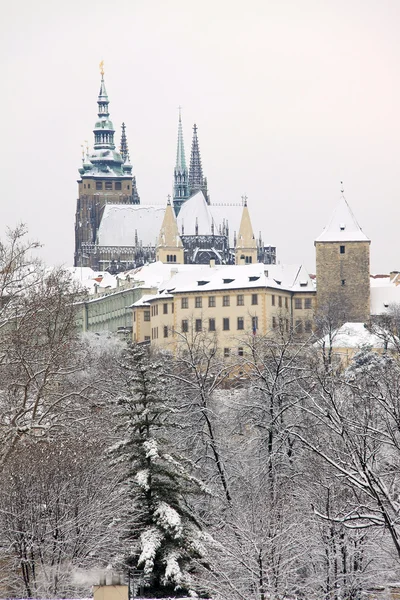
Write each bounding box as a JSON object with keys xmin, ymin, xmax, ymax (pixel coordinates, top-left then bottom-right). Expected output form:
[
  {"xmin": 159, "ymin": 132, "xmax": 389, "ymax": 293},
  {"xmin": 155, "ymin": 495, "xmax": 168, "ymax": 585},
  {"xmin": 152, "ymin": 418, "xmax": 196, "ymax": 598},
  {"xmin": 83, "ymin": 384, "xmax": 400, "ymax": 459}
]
[
  {"xmin": 157, "ymin": 196, "xmax": 184, "ymax": 264},
  {"xmin": 235, "ymin": 198, "xmax": 257, "ymax": 265}
]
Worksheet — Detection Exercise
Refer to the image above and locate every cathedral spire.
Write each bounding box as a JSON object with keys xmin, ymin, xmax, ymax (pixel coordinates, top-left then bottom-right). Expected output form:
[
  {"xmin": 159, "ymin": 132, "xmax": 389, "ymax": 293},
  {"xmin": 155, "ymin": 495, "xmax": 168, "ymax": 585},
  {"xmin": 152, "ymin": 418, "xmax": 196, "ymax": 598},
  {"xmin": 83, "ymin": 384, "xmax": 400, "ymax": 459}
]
[
  {"xmin": 120, "ymin": 122, "xmax": 129, "ymax": 163},
  {"xmin": 93, "ymin": 63, "xmax": 115, "ymax": 151},
  {"xmin": 176, "ymin": 108, "xmax": 186, "ymax": 171},
  {"xmin": 189, "ymin": 124, "xmax": 209, "ymax": 203},
  {"xmin": 173, "ymin": 108, "xmax": 189, "ymax": 216}
]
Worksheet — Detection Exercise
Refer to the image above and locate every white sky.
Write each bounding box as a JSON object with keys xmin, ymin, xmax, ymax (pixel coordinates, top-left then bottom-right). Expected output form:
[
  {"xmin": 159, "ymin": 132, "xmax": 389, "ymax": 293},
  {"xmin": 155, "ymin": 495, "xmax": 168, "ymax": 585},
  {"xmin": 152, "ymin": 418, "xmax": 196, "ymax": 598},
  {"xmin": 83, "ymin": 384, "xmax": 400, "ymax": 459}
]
[{"xmin": 1, "ymin": 0, "xmax": 400, "ymax": 274}]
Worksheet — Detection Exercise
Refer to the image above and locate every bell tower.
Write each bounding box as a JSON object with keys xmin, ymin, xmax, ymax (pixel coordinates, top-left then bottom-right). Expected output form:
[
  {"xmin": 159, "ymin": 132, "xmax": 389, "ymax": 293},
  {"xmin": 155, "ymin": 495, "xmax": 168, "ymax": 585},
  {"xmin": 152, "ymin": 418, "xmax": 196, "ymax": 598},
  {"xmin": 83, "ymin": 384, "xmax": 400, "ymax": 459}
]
[{"xmin": 74, "ymin": 63, "xmax": 140, "ymax": 268}]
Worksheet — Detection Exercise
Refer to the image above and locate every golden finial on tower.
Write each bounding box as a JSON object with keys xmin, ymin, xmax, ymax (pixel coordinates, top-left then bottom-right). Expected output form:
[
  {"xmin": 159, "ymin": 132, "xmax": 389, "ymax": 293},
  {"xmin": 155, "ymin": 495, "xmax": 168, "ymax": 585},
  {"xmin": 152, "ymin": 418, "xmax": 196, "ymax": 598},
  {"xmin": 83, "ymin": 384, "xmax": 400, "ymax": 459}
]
[
  {"xmin": 99, "ymin": 60, "xmax": 104, "ymax": 77},
  {"xmin": 81, "ymin": 144, "xmax": 85, "ymax": 162}
]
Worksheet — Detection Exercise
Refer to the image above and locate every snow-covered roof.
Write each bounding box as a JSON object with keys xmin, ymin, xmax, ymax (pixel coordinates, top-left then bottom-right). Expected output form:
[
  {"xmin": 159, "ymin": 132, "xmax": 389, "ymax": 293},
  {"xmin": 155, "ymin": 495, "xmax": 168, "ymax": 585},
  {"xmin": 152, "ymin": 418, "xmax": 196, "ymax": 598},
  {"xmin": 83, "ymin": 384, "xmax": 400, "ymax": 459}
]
[
  {"xmin": 98, "ymin": 204, "xmax": 166, "ymax": 247},
  {"xmin": 315, "ymin": 322, "xmax": 387, "ymax": 349},
  {"xmin": 66, "ymin": 266, "xmax": 118, "ymax": 294},
  {"xmin": 370, "ymin": 276, "xmax": 400, "ymax": 315},
  {"xmin": 177, "ymin": 191, "xmax": 245, "ymax": 247},
  {"xmin": 124, "ymin": 261, "xmax": 204, "ymax": 289},
  {"xmin": 315, "ymin": 196, "xmax": 369, "ymax": 243},
  {"xmin": 156, "ymin": 262, "xmax": 314, "ymax": 295}
]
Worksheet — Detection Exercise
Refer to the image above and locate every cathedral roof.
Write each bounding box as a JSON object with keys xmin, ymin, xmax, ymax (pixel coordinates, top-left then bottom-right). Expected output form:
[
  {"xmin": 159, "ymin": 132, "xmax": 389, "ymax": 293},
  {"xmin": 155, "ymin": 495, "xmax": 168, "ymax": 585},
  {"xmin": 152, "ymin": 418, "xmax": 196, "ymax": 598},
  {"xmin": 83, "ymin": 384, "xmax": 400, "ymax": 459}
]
[
  {"xmin": 97, "ymin": 204, "xmax": 166, "ymax": 247},
  {"xmin": 177, "ymin": 191, "xmax": 244, "ymax": 247},
  {"xmin": 315, "ymin": 195, "xmax": 369, "ymax": 243}
]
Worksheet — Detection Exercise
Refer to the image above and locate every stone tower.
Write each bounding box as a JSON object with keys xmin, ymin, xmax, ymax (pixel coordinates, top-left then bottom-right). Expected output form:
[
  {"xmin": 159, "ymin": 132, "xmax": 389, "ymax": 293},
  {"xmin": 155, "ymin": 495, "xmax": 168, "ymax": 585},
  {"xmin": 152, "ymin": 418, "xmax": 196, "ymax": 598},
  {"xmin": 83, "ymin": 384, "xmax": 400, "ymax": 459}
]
[
  {"xmin": 173, "ymin": 109, "xmax": 190, "ymax": 215},
  {"xmin": 315, "ymin": 194, "xmax": 370, "ymax": 323},
  {"xmin": 235, "ymin": 200, "xmax": 257, "ymax": 264},
  {"xmin": 156, "ymin": 197, "xmax": 184, "ymax": 264},
  {"xmin": 74, "ymin": 68, "xmax": 140, "ymax": 267}
]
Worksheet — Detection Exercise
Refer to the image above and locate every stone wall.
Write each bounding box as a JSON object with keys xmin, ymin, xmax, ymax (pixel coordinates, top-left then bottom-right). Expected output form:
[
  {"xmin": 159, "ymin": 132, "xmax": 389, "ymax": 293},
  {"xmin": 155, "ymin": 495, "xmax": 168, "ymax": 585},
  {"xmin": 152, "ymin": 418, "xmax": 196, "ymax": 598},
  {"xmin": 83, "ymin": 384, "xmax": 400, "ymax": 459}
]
[{"xmin": 315, "ymin": 240, "xmax": 370, "ymax": 323}]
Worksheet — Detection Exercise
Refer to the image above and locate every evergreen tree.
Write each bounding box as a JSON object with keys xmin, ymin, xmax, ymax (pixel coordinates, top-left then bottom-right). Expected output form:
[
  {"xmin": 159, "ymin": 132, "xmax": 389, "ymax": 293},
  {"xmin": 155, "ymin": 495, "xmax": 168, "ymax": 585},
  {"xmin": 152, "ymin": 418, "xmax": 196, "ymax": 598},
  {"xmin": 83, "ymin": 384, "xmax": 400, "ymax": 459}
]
[{"xmin": 109, "ymin": 344, "xmax": 207, "ymax": 598}]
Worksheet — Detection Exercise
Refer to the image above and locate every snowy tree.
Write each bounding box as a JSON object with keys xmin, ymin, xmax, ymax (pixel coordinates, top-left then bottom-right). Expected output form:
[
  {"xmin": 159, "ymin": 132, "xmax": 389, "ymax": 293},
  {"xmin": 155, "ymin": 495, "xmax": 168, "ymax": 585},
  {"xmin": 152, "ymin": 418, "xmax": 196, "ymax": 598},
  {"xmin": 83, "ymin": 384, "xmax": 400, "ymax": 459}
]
[
  {"xmin": 0, "ymin": 436, "xmax": 122, "ymax": 599},
  {"xmin": 109, "ymin": 343, "xmax": 208, "ymax": 598},
  {"xmin": 0, "ymin": 225, "xmax": 87, "ymax": 467}
]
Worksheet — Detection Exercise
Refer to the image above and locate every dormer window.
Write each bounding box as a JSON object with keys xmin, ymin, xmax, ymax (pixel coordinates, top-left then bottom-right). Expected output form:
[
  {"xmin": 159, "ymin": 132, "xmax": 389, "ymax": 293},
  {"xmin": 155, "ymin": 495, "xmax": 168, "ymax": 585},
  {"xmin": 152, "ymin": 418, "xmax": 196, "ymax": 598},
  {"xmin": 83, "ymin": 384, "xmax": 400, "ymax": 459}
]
[
  {"xmin": 223, "ymin": 278, "xmax": 234, "ymax": 284},
  {"xmin": 249, "ymin": 276, "xmax": 260, "ymax": 282}
]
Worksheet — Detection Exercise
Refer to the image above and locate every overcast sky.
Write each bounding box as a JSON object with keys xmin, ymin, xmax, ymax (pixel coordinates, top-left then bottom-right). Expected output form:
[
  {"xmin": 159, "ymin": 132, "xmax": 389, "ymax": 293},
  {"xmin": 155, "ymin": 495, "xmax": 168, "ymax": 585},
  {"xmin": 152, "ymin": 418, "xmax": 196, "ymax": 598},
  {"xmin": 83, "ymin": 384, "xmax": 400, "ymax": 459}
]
[{"xmin": 1, "ymin": 0, "xmax": 399, "ymax": 273}]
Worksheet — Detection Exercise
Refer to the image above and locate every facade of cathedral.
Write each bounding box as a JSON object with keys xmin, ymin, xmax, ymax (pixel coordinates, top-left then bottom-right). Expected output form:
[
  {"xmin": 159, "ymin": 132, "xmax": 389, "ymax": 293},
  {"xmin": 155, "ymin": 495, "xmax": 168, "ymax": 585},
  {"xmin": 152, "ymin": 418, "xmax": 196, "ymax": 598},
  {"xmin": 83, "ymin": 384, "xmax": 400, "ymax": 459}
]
[{"xmin": 74, "ymin": 73, "xmax": 276, "ymax": 272}]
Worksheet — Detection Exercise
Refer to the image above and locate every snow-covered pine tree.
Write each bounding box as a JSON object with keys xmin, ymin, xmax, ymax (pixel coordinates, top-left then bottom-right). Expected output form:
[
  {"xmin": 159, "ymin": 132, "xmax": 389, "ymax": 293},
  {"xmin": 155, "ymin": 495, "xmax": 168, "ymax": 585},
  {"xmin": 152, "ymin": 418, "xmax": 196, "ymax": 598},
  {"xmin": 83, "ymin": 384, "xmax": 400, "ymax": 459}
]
[{"xmin": 109, "ymin": 343, "xmax": 207, "ymax": 598}]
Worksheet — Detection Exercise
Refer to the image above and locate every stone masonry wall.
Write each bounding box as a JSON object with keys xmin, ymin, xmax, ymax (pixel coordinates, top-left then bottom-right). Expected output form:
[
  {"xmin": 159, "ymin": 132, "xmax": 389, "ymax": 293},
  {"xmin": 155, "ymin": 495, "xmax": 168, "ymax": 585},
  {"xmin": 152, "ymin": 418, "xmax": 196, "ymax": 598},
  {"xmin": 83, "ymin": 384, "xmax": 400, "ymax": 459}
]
[{"xmin": 315, "ymin": 241, "xmax": 370, "ymax": 323}]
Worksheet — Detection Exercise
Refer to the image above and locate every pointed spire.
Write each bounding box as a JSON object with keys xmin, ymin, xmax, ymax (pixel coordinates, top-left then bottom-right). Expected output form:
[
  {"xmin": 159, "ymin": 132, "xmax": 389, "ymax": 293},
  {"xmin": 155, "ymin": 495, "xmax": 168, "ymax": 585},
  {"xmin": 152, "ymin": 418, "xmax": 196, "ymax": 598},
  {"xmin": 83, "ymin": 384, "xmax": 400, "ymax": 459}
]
[
  {"xmin": 173, "ymin": 108, "xmax": 189, "ymax": 216},
  {"xmin": 93, "ymin": 66, "xmax": 115, "ymax": 151},
  {"xmin": 176, "ymin": 107, "xmax": 186, "ymax": 171},
  {"xmin": 236, "ymin": 200, "xmax": 257, "ymax": 265},
  {"xmin": 120, "ymin": 122, "xmax": 130, "ymax": 163},
  {"xmin": 188, "ymin": 124, "xmax": 209, "ymax": 203},
  {"xmin": 189, "ymin": 124, "xmax": 203, "ymax": 188},
  {"xmin": 157, "ymin": 198, "xmax": 184, "ymax": 263}
]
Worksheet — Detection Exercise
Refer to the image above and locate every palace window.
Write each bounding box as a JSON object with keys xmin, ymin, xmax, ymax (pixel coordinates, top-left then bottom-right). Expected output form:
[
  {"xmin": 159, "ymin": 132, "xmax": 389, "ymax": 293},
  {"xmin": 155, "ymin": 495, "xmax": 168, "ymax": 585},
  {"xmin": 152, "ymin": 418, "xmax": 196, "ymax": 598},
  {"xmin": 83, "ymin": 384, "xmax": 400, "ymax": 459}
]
[
  {"xmin": 305, "ymin": 298, "xmax": 312, "ymax": 309},
  {"xmin": 209, "ymin": 318, "xmax": 216, "ymax": 332},
  {"xmin": 208, "ymin": 296, "xmax": 216, "ymax": 307},
  {"xmin": 271, "ymin": 295, "xmax": 275, "ymax": 306},
  {"xmin": 272, "ymin": 316, "xmax": 277, "ymax": 328},
  {"xmin": 195, "ymin": 297, "xmax": 202, "ymax": 308},
  {"xmin": 237, "ymin": 317, "xmax": 244, "ymax": 330},
  {"xmin": 295, "ymin": 298, "xmax": 302, "ymax": 309},
  {"xmin": 251, "ymin": 294, "xmax": 258, "ymax": 305},
  {"xmin": 115, "ymin": 182, "xmax": 122, "ymax": 191},
  {"xmin": 144, "ymin": 311, "xmax": 150, "ymax": 321},
  {"xmin": 164, "ymin": 326, "xmax": 168, "ymax": 338},
  {"xmin": 223, "ymin": 295, "xmax": 230, "ymax": 307},
  {"xmin": 295, "ymin": 320, "xmax": 303, "ymax": 333},
  {"xmin": 195, "ymin": 319, "xmax": 202, "ymax": 332},
  {"xmin": 163, "ymin": 304, "xmax": 168, "ymax": 314},
  {"xmin": 96, "ymin": 181, "xmax": 103, "ymax": 190},
  {"xmin": 305, "ymin": 320, "xmax": 312, "ymax": 333},
  {"xmin": 252, "ymin": 316, "xmax": 258, "ymax": 331},
  {"xmin": 224, "ymin": 347, "xmax": 230, "ymax": 357},
  {"xmin": 105, "ymin": 181, "xmax": 112, "ymax": 190},
  {"xmin": 278, "ymin": 296, "xmax": 282, "ymax": 308},
  {"xmin": 182, "ymin": 319, "xmax": 188, "ymax": 333},
  {"xmin": 237, "ymin": 294, "xmax": 244, "ymax": 306},
  {"xmin": 238, "ymin": 347, "xmax": 244, "ymax": 356},
  {"xmin": 181, "ymin": 297, "xmax": 188, "ymax": 309},
  {"xmin": 223, "ymin": 318, "xmax": 230, "ymax": 331},
  {"xmin": 285, "ymin": 297, "xmax": 288, "ymax": 309}
]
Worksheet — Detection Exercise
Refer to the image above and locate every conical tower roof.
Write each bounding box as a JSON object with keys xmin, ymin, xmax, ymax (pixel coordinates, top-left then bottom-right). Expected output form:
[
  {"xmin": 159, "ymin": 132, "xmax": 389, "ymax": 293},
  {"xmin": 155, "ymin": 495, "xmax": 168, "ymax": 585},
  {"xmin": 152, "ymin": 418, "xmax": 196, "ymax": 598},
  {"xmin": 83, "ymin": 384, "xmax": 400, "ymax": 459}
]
[
  {"xmin": 237, "ymin": 201, "xmax": 257, "ymax": 249},
  {"xmin": 315, "ymin": 195, "xmax": 369, "ymax": 243},
  {"xmin": 158, "ymin": 198, "xmax": 183, "ymax": 249}
]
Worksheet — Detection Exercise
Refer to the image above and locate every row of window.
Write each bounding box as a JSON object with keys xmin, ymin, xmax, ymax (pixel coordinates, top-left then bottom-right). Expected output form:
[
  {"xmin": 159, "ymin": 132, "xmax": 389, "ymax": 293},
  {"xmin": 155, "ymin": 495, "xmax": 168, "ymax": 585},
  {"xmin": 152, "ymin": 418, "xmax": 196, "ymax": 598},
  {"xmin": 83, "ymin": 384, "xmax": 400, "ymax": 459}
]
[
  {"xmin": 182, "ymin": 294, "xmax": 258, "ymax": 309},
  {"xmin": 181, "ymin": 316, "xmax": 258, "ymax": 333},
  {"xmin": 271, "ymin": 316, "xmax": 312, "ymax": 333},
  {"xmin": 82, "ymin": 181, "xmax": 130, "ymax": 191},
  {"xmin": 179, "ymin": 294, "xmax": 313, "ymax": 310}
]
